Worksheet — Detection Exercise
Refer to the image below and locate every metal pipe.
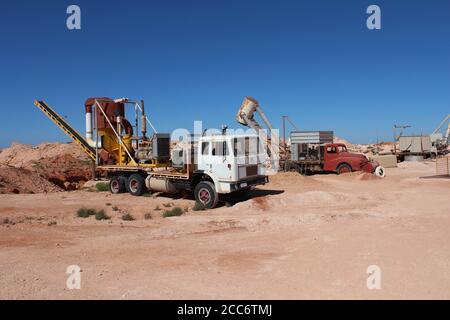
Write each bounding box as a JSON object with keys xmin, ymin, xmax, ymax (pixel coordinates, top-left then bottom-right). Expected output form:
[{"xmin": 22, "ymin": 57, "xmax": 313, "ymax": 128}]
[
  {"xmin": 95, "ymin": 104, "xmax": 99, "ymax": 165},
  {"xmin": 85, "ymin": 108, "xmax": 101, "ymax": 148},
  {"xmin": 86, "ymin": 112, "xmax": 93, "ymax": 140},
  {"xmin": 141, "ymin": 99, "xmax": 147, "ymax": 139},
  {"xmin": 135, "ymin": 101, "xmax": 157, "ymax": 133}
]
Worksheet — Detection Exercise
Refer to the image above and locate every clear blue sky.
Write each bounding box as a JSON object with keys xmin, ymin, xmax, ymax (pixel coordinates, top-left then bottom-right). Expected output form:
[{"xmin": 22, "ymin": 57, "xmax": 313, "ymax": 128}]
[{"xmin": 1, "ymin": 0, "xmax": 449, "ymax": 148}]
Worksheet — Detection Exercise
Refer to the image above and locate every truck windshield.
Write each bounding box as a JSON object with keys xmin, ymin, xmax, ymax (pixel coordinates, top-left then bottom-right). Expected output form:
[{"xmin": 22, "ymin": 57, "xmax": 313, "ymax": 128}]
[{"xmin": 233, "ymin": 137, "xmax": 260, "ymax": 157}]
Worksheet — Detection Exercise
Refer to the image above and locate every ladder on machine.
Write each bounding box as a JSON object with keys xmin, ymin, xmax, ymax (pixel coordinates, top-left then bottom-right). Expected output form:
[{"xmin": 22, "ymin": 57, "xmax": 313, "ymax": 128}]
[{"xmin": 34, "ymin": 100, "xmax": 96, "ymax": 161}]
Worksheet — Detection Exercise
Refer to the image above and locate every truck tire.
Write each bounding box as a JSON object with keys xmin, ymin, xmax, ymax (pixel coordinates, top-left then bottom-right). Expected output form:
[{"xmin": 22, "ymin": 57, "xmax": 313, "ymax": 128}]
[
  {"xmin": 374, "ymin": 166, "xmax": 386, "ymax": 178},
  {"xmin": 337, "ymin": 163, "xmax": 352, "ymax": 174},
  {"xmin": 109, "ymin": 176, "xmax": 126, "ymax": 194},
  {"xmin": 127, "ymin": 174, "xmax": 146, "ymax": 196},
  {"xmin": 194, "ymin": 181, "xmax": 219, "ymax": 209}
]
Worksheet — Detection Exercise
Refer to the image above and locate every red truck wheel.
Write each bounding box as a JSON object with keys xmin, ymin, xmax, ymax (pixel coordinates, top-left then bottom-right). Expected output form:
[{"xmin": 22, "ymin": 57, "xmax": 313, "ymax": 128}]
[
  {"xmin": 109, "ymin": 176, "xmax": 126, "ymax": 194},
  {"xmin": 337, "ymin": 163, "xmax": 352, "ymax": 174},
  {"xmin": 194, "ymin": 181, "xmax": 218, "ymax": 209},
  {"xmin": 127, "ymin": 174, "xmax": 146, "ymax": 196}
]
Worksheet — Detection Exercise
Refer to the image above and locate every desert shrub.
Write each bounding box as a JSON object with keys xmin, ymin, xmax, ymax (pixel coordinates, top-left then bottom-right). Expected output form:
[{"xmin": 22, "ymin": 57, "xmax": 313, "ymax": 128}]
[
  {"xmin": 76, "ymin": 208, "xmax": 96, "ymax": 218},
  {"xmin": 154, "ymin": 205, "xmax": 161, "ymax": 211},
  {"xmin": 1, "ymin": 217, "xmax": 14, "ymax": 225},
  {"xmin": 121, "ymin": 213, "xmax": 135, "ymax": 221},
  {"xmin": 47, "ymin": 220, "xmax": 57, "ymax": 226},
  {"xmin": 192, "ymin": 202, "xmax": 206, "ymax": 211},
  {"xmin": 144, "ymin": 213, "xmax": 152, "ymax": 220},
  {"xmin": 95, "ymin": 210, "xmax": 110, "ymax": 221},
  {"xmin": 95, "ymin": 182, "xmax": 109, "ymax": 192},
  {"xmin": 163, "ymin": 207, "xmax": 183, "ymax": 218}
]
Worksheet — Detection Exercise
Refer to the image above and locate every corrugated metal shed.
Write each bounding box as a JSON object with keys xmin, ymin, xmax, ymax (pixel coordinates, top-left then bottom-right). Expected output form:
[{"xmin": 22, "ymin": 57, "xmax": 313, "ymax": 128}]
[{"xmin": 290, "ymin": 131, "xmax": 334, "ymax": 144}]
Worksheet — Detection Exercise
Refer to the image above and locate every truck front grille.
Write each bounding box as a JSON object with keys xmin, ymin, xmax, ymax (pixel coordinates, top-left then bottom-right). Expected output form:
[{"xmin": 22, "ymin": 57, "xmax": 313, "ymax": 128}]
[{"xmin": 246, "ymin": 165, "xmax": 258, "ymax": 177}]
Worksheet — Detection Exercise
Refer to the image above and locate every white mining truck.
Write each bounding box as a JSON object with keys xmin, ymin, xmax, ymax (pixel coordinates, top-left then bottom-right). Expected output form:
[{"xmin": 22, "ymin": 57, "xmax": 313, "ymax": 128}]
[
  {"xmin": 34, "ymin": 98, "xmax": 269, "ymax": 208},
  {"xmin": 155, "ymin": 132, "xmax": 269, "ymax": 208}
]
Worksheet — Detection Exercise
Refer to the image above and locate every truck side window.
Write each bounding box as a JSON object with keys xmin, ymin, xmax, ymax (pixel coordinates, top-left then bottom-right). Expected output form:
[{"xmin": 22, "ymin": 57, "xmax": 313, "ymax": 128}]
[
  {"xmin": 202, "ymin": 142, "xmax": 209, "ymax": 155},
  {"xmin": 327, "ymin": 146, "xmax": 337, "ymax": 154},
  {"xmin": 234, "ymin": 138, "xmax": 244, "ymax": 156},
  {"xmin": 212, "ymin": 141, "xmax": 229, "ymax": 156}
]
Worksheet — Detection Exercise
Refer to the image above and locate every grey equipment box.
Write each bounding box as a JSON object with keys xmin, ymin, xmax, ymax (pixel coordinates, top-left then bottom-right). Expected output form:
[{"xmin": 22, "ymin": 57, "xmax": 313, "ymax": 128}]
[
  {"xmin": 289, "ymin": 131, "xmax": 334, "ymax": 161},
  {"xmin": 290, "ymin": 131, "xmax": 334, "ymax": 144},
  {"xmin": 398, "ymin": 136, "xmax": 432, "ymax": 153},
  {"xmin": 152, "ymin": 133, "xmax": 171, "ymax": 161}
]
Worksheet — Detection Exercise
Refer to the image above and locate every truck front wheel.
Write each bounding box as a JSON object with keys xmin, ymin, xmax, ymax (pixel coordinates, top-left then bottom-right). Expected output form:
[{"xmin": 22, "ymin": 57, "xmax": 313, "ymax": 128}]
[
  {"xmin": 337, "ymin": 163, "xmax": 352, "ymax": 174},
  {"xmin": 194, "ymin": 181, "xmax": 219, "ymax": 209}
]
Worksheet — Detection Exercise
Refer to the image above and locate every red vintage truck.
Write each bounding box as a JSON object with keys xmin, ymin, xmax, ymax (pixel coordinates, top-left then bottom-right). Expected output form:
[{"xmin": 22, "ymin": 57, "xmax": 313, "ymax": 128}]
[{"xmin": 286, "ymin": 131, "xmax": 384, "ymax": 177}]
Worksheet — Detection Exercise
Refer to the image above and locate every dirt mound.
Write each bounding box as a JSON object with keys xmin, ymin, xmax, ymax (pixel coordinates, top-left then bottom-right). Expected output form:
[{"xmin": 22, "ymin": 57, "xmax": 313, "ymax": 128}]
[
  {"xmin": 0, "ymin": 142, "xmax": 92, "ymax": 192},
  {"xmin": 358, "ymin": 172, "xmax": 381, "ymax": 181},
  {"xmin": 0, "ymin": 142, "xmax": 88, "ymax": 168},
  {"xmin": 0, "ymin": 167, "xmax": 62, "ymax": 194},
  {"xmin": 30, "ymin": 154, "xmax": 92, "ymax": 190},
  {"xmin": 333, "ymin": 171, "xmax": 381, "ymax": 181},
  {"xmin": 268, "ymin": 172, "xmax": 326, "ymax": 191}
]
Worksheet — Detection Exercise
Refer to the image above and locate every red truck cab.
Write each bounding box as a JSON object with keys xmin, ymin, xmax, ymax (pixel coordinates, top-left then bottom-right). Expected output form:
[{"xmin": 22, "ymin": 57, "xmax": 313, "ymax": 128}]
[{"xmin": 322, "ymin": 143, "xmax": 378, "ymax": 174}]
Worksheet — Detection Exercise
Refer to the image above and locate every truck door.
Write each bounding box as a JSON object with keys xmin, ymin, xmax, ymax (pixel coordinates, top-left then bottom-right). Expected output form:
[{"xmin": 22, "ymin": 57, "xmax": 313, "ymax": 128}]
[
  {"xmin": 211, "ymin": 140, "xmax": 232, "ymax": 180},
  {"xmin": 197, "ymin": 141, "xmax": 211, "ymax": 172},
  {"xmin": 323, "ymin": 145, "xmax": 339, "ymax": 171}
]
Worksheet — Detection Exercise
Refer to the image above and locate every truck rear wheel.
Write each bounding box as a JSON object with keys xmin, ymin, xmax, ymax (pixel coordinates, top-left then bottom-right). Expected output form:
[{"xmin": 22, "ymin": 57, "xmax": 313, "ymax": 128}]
[
  {"xmin": 127, "ymin": 174, "xmax": 146, "ymax": 196},
  {"xmin": 109, "ymin": 176, "xmax": 126, "ymax": 194},
  {"xmin": 337, "ymin": 163, "xmax": 352, "ymax": 174},
  {"xmin": 194, "ymin": 181, "xmax": 218, "ymax": 209}
]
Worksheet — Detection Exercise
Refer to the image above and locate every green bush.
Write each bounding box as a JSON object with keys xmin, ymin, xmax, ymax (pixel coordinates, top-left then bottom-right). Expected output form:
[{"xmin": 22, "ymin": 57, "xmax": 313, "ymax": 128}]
[
  {"xmin": 76, "ymin": 208, "xmax": 96, "ymax": 218},
  {"xmin": 163, "ymin": 207, "xmax": 184, "ymax": 218},
  {"xmin": 121, "ymin": 213, "xmax": 135, "ymax": 221},
  {"xmin": 192, "ymin": 202, "xmax": 206, "ymax": 211},
  {"xmin": 95, "ymin": 210, "xmax": 110, "ymax": 221},
  {"xmin": 95, "ymin": 182, "xmax": 109, "ymax": 192}
]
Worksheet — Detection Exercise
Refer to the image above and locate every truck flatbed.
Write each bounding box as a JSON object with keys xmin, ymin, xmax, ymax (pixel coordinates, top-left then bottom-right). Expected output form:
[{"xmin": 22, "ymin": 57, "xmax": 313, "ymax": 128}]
[
  {"xmin": 97, "ymin": 165, "xmax": 191, "ymax": 180},
  {"xmin": 292, "ymin": 159, "xmax": 322, "ymax": 165}
]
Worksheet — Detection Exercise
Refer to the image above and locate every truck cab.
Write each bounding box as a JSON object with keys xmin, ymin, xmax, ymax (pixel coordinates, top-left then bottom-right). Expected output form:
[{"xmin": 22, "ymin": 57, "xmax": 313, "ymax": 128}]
[
  {"xmin": 195, "ymin": 134, "xmax": 268, "ymax": 203},
  {"xmin": 289, "ymin": 140, "xmax": 381, "ymax": 176},
  {"xmin": 322, "ymin": 143, "xmax": 378, "ymax": 174}
]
